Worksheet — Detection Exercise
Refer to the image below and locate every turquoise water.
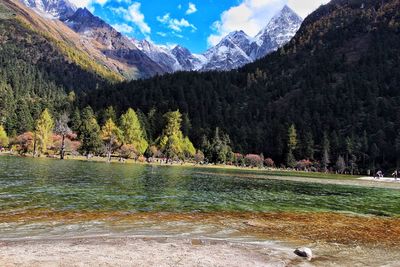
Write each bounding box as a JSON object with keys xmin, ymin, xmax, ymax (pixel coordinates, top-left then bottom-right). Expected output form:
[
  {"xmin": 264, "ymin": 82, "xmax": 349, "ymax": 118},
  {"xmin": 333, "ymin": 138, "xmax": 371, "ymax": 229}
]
[{"xmin": 0, "ymin": 156, "xmax": 399, "ymax": 216}]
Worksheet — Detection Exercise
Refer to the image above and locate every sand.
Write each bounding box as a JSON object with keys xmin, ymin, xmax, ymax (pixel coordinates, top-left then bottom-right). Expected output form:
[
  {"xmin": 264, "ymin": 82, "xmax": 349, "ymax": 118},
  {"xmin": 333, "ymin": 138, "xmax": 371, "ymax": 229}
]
[{"xmin": 0, "ymin": 236, "xmax": 302, "ymax": 267}]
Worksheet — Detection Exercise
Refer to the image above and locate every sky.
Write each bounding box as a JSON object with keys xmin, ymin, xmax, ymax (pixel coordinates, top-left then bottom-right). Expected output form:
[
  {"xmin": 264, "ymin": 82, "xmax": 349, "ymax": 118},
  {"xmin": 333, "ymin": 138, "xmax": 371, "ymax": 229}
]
[{"xmin": 69, "ymin": 0, "xmax": 330, "ymax": 54}]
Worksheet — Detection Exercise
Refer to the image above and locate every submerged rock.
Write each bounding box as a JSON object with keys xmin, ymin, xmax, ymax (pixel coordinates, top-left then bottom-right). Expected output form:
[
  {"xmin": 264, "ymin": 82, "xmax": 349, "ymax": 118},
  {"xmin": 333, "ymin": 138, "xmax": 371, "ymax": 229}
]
[{"xmin": 294, "ymin": 247, "xmax": 313, "ymax": 260}]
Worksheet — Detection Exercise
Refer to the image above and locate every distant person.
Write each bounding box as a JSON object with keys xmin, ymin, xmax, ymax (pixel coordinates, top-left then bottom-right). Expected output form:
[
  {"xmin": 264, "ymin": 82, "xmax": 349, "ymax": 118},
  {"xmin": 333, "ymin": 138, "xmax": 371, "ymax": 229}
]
[
  {"xmin": 376, "ymin": 170, "xmax": 383, "ymax": 179},
  {"xmin": 392, "ymin": 170, "xmax": 398, "ymax": 181}
]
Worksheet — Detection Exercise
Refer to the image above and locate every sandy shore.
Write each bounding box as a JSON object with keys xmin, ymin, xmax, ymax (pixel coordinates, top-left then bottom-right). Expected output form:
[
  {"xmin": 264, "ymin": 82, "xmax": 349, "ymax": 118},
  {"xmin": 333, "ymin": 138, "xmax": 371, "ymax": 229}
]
[
  {"xmin": 0, "ymin": 236, "xmax": 301, "ymax": 267},
  {"xmin": 1, "ymin": 235, "xmax": 399, "ymax": 267}
]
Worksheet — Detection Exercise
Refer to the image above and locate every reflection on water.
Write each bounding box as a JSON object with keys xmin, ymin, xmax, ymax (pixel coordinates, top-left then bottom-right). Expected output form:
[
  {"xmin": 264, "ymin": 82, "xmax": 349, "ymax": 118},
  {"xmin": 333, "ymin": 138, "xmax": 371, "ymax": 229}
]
[{"xmin": 1, "ymin": 156, "xmax": 400, "ymax": 216}]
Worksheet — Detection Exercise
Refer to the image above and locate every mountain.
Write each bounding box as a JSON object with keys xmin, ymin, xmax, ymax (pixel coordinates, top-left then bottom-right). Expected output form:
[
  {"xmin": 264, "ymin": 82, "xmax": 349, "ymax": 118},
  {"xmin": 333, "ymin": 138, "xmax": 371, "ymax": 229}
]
[
  {"xmin": 253, "ymin": 5, "xmax": 303, "ymax": 59},
  {"xmin": 65, "ymin": 7, "xmax": 164, "ymax": 78},
  {"xmin": 135, "ymin": 40, "xmax": 181, "ymax": 73},
  {"xmin": 201, "ymin": 5, "xmax": 303, "ymax": 71},
  {"xmin": 202, "ymin": 31, "xmax": 254, "ymax": 71},
  {"xmin": 18, "ymin": 0, "xmax": 303, "ymax": 75},
  {"xmin": 171, "ymin": 45, "xmax": 206, "ymax": 71},
  {"xmin": 84, "ymin": 0, "xmax": 400, "ymax": 170},
  {"xmin": 20, "ymin": 0, "xmax": 76, "ymax": 20}
]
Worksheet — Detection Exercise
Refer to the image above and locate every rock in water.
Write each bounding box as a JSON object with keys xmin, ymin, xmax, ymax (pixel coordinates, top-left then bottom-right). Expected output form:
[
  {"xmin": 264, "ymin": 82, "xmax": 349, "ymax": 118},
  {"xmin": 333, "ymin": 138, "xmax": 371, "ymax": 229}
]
[{"xmin": 294, "ymin": 247, "xmax": 313, "ymax": 260}]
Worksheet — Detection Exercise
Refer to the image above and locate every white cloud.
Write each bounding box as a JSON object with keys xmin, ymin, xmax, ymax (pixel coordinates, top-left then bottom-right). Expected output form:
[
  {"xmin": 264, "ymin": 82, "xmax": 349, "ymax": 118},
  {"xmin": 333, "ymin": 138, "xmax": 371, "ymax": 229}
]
[
  {"xmin": 157, "ymin": 32, "xmax": 167, "ymax": 37},
  {"xmin": 186, "ymin": 2, "xmax": 197, "ymax": 15},
  {"xmin": 69, "ymin": 0, "xmax": 108, "ymax": 8},
  {"xmin": 287, "ymin": 0, "xmax": 330, "ymax": 18},
  {"xmin": 177, "ymin": 4, "xmax": 182, "ymax": 10},
  {"xmin": 111, "ymin": 2, "xmax": 151, "ymax": 35},
  {"xmin": 207, "ymin": 0, "xmax": 329, "ymax": 46},
  {"xmin": 157, "ymin": 13, "xmax": 197, "ymax": 32},
  {"xmin": 112, "ymin": 23, "xmax": 134, "ymax": 33}
]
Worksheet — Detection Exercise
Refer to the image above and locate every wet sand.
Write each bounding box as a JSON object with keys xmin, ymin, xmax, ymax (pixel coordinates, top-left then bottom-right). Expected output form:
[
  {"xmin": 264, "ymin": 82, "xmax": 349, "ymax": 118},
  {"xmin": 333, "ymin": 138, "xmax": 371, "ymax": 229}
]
[
  {"xmin": 0, "ymin": 236, "xmax": 297, "ymax": 267},
  {"xmin": 1, "ymin": 235, "xmax": 400, "ymax": 267},
  {"xmin": 1, "ymin": 212, "xmax": 400, "ymax": 266}
]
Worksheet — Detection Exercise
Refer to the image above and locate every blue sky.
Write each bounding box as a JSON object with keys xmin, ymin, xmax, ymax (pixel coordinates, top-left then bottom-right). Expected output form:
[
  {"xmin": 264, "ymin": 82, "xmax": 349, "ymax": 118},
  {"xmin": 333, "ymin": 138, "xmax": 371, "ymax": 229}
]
[{"xmin": 69, "ymin": 0, "xmax": 329, "ymax": 54}]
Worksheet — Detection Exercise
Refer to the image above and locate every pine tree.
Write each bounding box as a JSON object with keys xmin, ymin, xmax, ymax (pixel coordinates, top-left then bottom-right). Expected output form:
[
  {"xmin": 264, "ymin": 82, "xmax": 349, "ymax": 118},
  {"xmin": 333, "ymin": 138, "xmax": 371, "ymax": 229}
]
[
  {"xmin": 71, "ymin": 108, "xmax": 81, "ymax": 133},
  {"xmin": 34, "ymin": 109, "xmax": 54, "ymax": 155},
  {"xmin": 79, "ymin": 107, "xmax": 101, "ymax": 156}
]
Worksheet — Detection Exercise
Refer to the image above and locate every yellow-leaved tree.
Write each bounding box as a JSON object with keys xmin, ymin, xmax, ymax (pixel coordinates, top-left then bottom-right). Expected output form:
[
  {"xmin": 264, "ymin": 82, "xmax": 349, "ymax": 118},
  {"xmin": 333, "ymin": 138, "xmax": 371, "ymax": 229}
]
[
  {"xmin": 34, "ymin": 109, "xmax": 54, "ymax": 155},
  {"xmin": 120, "ymin": 108, "xmax": 148, "ymax": 156}
]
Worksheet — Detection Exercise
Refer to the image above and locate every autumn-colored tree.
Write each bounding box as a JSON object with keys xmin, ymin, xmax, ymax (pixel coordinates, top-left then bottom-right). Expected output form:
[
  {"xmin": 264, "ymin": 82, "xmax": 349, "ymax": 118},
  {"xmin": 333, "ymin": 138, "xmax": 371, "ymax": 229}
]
[
  {"xmin": 286, "ymin": 124, "xmax": 297, "ymax": 167},
  {"xmin": 120, "ymin": 108, "xmax": 148, "ymax": 155},
  {"xmin": 158, "ymin": 111, "xmax": 196, "ymax": 160},
  {"xmin": 34, "ymin": 109, "xmax": 54, "ymax": 155},
  {"xmin": 101, "ymin": 118, "xmax": 122, "ymax": 162},
  {"xmin": 0, "ymin": 125, "xmax": 9, "ymax": 148}
]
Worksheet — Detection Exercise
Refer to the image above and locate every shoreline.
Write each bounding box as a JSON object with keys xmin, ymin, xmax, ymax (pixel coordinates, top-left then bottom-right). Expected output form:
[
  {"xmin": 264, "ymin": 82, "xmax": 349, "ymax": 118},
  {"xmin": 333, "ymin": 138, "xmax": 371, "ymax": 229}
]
[
  {"xmin": 1, "ymin": 234, "xmax": 399, "ymax": 266},
  {"xmin": 0, "ymin": 152, "xmax": 361, "ymax": 180}
]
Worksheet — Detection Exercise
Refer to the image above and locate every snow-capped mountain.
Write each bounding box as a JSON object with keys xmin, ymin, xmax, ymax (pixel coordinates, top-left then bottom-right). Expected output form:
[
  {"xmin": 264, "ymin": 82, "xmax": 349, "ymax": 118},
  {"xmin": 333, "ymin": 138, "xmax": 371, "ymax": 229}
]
[
  {"xmin": 254, "ymin": 5, "xmax": 303, "ymax": 59},
  {"xmin": 20, "ymin": 0, "xmax": 76, "ymax": 20},
  {"xmin": 202, "ymin": 5, "xmax": 303, "ymax": 71},
  {"xmin": 171, "ymin": 46, "xmax": 206, "ymax": 71},
  {"xmin": 19, "ymin": 1, "xmax": 302, "ymax": 77},
  {"xmin": 202, "ymin": 31, "xmax": 254, "ymax": 71},
  {"xmin": 136, "ymin": 40, "xmax": 182, "ymax": 72}
]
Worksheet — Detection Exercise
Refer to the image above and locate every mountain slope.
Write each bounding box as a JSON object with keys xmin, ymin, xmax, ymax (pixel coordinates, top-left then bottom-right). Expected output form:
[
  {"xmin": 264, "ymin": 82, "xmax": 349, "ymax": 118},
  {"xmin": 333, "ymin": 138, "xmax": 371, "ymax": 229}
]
[
  {"xmin": 2, "ymin": 0, "xmax": 124, "ymax": 82},
  {"xmin": 65, "ymin": 8, "xmax": 164, "ymax": 78},
  {"xmin": 20, "ymin": 0, "xmax": 76, "ymax": 19},
  {"xmin": 85, "ymin": 0, "xmax": 400, "ymax": 170}
]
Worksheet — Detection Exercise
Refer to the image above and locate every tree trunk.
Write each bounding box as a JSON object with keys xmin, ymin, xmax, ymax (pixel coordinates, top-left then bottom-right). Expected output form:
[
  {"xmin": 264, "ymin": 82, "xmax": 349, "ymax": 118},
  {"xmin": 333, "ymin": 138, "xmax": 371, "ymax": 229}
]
[
  {"xmin": 33, "ymin": 132, "xmax": 37, "ymax": 157},
  {"xmin": 60, "ymin": 134, "xmax": 65, "ymax": 160}
]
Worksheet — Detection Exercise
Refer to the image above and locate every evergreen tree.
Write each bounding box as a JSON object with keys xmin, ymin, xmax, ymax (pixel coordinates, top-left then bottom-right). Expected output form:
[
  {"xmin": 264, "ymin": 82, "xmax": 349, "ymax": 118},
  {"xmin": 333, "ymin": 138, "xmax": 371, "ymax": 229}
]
[
  {"xmin": 71, "ymin": 108, "xmax": 81, "ymax": 133},
  {"xmin": 302, "ymin": 131, "xmax": 314, "ymax": 159},
  {"xmin": 34, "ymin": 109, "xmax": 54, "ymax": 155},
  {"xmin": 99, "ymin": 106, "xmax": 117, "ymax": 126},
  {"xmin": 286, "ymin": 124, "xmax": 297, "ymax": 167},
  {"xmin": 120, "ymin": 108, "xmax": 148, "ymax": 155},
  {"xmin": 78, "ymin": 107, "xmax": 101, "ymax": 156},
  {"xmin": 321, "ymin": 132, "xmax": 330, "ymax": 172},
  {"xmin": 209, "ymin": 128, "xmax": 233, "ymax": 164}
]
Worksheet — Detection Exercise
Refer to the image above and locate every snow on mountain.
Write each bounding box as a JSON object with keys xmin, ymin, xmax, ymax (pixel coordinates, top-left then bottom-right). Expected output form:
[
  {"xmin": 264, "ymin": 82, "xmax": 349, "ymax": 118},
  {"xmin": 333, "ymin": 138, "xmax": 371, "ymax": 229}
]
[
  {"xmin": 136, "ymin": 40, "xmax": 181, "ymax": 73},
  {"xmin": 171, "ymin": 45, "xmax": 206, "ymax": 71},
  {"xmin": 20, "ymin": 0, "xmax": 76, "ymax": 20},
  {"xmin": 201, "ymin": 30, "xmax": 254, "ymax": 71},
  {"xmin": 253, "ymin": 5, "xmax": 303, "ymax": 59},
  {"xmin": 19, "ymin": 1, "xmax": 303, "ymax": 76}
]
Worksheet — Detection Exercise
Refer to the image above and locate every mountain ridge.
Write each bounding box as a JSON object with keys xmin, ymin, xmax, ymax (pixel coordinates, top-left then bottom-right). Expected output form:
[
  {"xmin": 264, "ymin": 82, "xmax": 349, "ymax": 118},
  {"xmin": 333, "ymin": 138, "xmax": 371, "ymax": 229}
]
[{"xmin": 18, "ymin": 0, "xmax": 303, "ymax": 75}]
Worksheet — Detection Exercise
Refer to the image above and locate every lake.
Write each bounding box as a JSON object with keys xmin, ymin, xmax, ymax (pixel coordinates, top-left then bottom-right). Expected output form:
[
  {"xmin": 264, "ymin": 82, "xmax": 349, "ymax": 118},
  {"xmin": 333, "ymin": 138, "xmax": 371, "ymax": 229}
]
[{"xmin": 1, "ymin": 156, "xmax": 400, "ymax": 261}]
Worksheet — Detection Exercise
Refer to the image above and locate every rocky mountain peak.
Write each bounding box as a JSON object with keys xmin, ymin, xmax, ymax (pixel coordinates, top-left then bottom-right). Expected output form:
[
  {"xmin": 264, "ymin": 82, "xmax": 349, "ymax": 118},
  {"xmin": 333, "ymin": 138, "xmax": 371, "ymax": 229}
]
[{"xmin": 20, "ymin": 0, "xmax": 77, "ymax": 20}]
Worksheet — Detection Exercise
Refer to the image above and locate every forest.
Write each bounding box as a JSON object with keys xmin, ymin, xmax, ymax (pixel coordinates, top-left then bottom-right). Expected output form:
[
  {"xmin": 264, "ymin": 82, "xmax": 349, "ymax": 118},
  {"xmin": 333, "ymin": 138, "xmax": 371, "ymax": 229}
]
[{"xmin": 1, "ymin": 0, "xmax": 400, "ymax": 173}]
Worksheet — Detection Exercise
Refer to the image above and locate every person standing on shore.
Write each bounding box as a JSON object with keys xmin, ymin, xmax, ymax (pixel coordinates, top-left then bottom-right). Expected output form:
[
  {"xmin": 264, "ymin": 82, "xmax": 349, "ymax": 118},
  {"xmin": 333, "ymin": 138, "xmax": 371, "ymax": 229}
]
[
  {"xmin": 376, "ymin": 170, "xmax": 383, "ymax": 179},
  {"xmin": 392, "ymin": 170, "xmax": 398, "ymax": 181}
]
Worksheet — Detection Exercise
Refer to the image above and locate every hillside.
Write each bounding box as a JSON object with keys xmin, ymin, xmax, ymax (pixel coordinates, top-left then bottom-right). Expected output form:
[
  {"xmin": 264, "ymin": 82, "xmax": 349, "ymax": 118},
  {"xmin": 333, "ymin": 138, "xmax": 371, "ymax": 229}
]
[
  {"xmin": 0, "ymin": 0, "xmax": 118, "ymax": 134},
  {"xmin": 84, "ymin": 0, "xmax": 400, "ymax": 170}
]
